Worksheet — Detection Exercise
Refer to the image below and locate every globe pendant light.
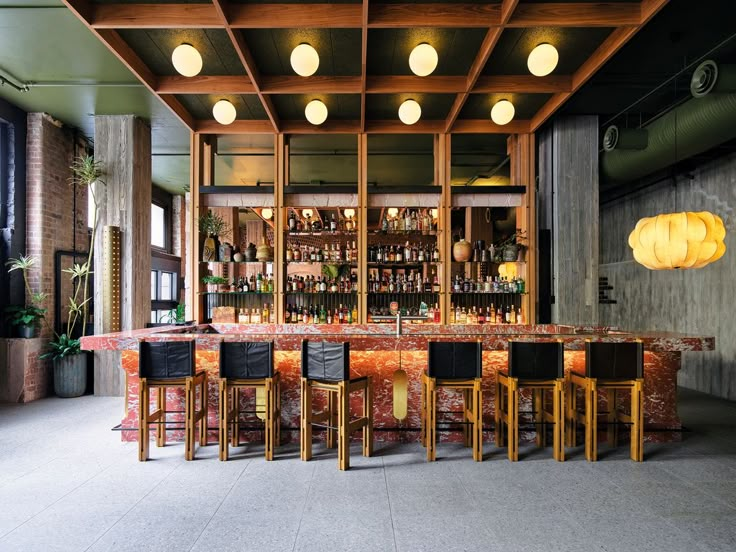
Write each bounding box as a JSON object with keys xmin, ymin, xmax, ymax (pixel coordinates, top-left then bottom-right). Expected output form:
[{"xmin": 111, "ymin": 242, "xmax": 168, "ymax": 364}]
[
  {"xmin": 305, "ymin": 99, "xmax": 328, "ymax": 125},
  {"xmin": 171, "ymin": 44, "xmax": 203, "ymax": 77},
  {"xmin": 491, "ymin": 100, "xmax": 515, "ymax": 125},
  {"xmin": 409, "ymin": 43, "xmax": 438, "ymax": 77},
  {"xmin": 527, "ymin": 43, "xmax": 559, "ymax": 77},
  {"xmin": 399, "ymin": 99, "xmax": 421, "ymax": 125},
  {"xmin": 290, "ymin": 43, "xmax": 319, "ymax": 77},
  {"xmin": 628, "ymin": 211, "xmax": 726, "ymax": 269},
  {"xmin": 212, "ymin": 99, "xmax": 236, "ymax": 125}
]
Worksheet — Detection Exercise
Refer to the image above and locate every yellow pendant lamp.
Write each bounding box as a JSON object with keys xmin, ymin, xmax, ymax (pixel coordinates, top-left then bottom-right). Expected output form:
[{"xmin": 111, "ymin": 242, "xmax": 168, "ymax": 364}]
[{"xmin": 628, "ymin": 211, "xmax": 726, "ymax": 269}]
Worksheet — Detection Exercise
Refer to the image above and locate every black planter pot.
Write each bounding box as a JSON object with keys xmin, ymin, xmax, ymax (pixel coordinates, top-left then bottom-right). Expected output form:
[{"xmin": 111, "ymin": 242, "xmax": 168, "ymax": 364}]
[{"xmin": 15, "ymin": 324, "xmax": 37, "ymax": 339}]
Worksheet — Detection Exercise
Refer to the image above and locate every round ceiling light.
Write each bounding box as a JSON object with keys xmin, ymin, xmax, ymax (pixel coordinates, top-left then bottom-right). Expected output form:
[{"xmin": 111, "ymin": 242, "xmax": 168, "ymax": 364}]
[
  {"xmin": 290, "ymin": 43, "xmax": 319, "ymax": 77},
  {"xmin": 171, "ymin": 44, "xmax": 202, "ymax": 77},
  {"xmin": 343, "ymin": 208, "xmax": 356, "ymax": 219},
  {"xmin": 398, "ymin": 99, "xmax": 421, "ymax": 125},
  {"xmin": 212, "ymin": 99, "xmax": 236, "ymax": 125},
  {"xmin": 261, "ymin": 208, "xmax": 273, "ymax": 220},
  {"xmin": 305, "ymin": 99, "xmax": 328, "ymax": 125},
  {"xmin": 409, "ymin": 43, "xmax": 438, "ymax": 77},
  {"xmin": 527, "ymin": 43, "xmax": 559, "ymax": 77},
  {"xmin": 491, "ymin": 100, "xmax": 515, "ymax": 125}
]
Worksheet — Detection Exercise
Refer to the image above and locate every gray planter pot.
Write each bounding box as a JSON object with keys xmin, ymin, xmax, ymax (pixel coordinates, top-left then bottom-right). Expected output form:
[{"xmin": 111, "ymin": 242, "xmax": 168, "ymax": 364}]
[
  {"xmin": 15, "ymin": 324, "xmax": 37, "ymax": 339},
  {"xmin": 502, "ymin": 245, "xmax": 519, "ymax": 262},
  {"xmin": 53, "ymin": 354, "xmax": 87, "ymax": 398}
]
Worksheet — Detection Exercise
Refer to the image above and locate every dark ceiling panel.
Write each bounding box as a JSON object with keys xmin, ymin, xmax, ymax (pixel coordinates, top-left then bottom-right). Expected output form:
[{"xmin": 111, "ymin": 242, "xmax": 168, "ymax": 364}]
[
  {"xmin": 230, "ymin": 0, "xmax": 361, "ymax": 3},
  {"xmin": 176, "ymin": 94, "xmax": 268, "ymax": 120},
  {"xmin": 368, "ymin": 134, "xmax": 434, "ymax": 153},
  {"xmin": 459, "ymin": 93, "xmax": 551, "ymax": 120},
  {"xmin": 118, "ymin": 29, "xmax": 246, "ymax": 76},
  {"xmin": 368, "ymin": 28, "xmax": 487, "ymax": 76},
  {"xmin": 452, "ymin": 133, "xmax": 509, "ymax": 154},
  {"xmin": 483, "ymin": 27, "xmax": 614, "ymax": 76},
  {"xmin": 291, "ymin": 135, "xmax": 358, "ymax": 152},
  {"xmin": 271, "ymin": 94, "xmax": 361, "ymax": 120},
  {"xmin": 366, "ymin": 93, "xmax": 456, "ymax": 120},
  {"xmin": 243, "ymin": 29, "xmax": 362, "ymax": 77},
  {"xmin": 94, "ymin": 1, "xmax": 207, "ymax": 4}
]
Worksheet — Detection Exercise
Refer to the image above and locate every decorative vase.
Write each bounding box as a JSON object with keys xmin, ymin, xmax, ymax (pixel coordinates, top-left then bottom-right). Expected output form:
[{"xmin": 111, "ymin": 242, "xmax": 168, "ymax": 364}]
[
  {"xmin": 202, "ymin": 234, "xmax": 217, "ymax": 261},
  {"xmin": 452, "ymin": 239, "xmax": 472, "ymax": 262},
  {"xmin": 502, "ymin": 244, "xmax": 519, "ymax": 262},
  {"xmin": 256, "ymin": 237, "xmax": 272, "ymax": 262},
  {"xmin": 219, "ymin": 242, "xmax": 232, "ymax": 262},
  {"xmin": 233, "ymin": 251, "xmax": 244, "ymax": 262},
  {"xmin": 54, "ymin": 354, "xmax": 87, "ymax": 398},
  {"xmin": 244, "ymin": 243, "xmax": 257, "ymax": 262}
]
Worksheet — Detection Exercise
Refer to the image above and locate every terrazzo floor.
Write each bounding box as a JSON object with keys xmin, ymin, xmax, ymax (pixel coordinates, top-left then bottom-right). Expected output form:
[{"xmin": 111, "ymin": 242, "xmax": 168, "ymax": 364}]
[{"xmin": 0, "ymin": 388, "xmax": 735, "ymax": 552}]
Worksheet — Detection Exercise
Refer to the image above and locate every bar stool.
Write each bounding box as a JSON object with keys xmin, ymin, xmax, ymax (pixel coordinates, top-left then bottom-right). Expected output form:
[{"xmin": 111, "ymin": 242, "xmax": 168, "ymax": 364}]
[
  {"xmin": 300, "ymin": 340, "xmax": 373, "ymax": 470},
  {"xmin": 218, "ymin": 341, "xmax": 281, "ymax": 461},
  {"xmin": 421, "ymin": 341, "xmax": 483, "ymax": 462},
  {"xmin": 138, "ymin": 340, "xmax": 207, "ymax": 461},
  {"xmin": 495, "ymin": 340, "xmax": 565, "ymax": 461},
  {"xmin": 567, "ymin": 340, "xmax": 644, "ymax": 462}
]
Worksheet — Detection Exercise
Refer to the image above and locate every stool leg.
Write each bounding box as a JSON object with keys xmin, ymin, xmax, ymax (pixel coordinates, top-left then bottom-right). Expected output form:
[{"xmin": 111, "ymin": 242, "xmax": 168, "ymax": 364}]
[
  {"xmin": 265, "ymin": 378, "xmax": 274, "ymax": 461},
  {"xmin": 554, "ymin": 379, "xmax": 565, "ymax": 462},
  {"xmin": 230, "ymin": 388, "xmax": 239, "ymax": 447},
  {"xmin": 565, "ymin": 376, "xmax": 575, "ymax": 448},
  {"xmin": 462, "ymin": 389, "xmax": 471, "ymax": 448},
  {"xmin": 495, "ymin": 377, "xmax": 505, "ymax": 448},
  {"xmin": 426, "ymin": 377, "xmax": 437, "ymax": 462},
  {"xmin": 185, "ymin": 377, "xmax": 195, "ymax": 461},
  {"xmin": 585, "ymin": 379, "xmax": 598, "ymax": 462},
  {"xmin": 219, "ymin": 380, "xmax": 228, "ymax": 461},
  {"xmin": 473, "ymin": 379, "xmax": 483, "ymax": 462},
  {"xmin": 156, "ymin": 386, "xmax": 166, "ymax": 448},
  {"xmin": 363, "ymin": 377, "xmax": 373, "ymax": 457},
  {"xmin": 199, "ymin": 374, "xmax": 208, "ymax": 447},
  {"xmin": 607, "ymin": 389, "xmax": 617, "ymax": 447},
  {"xmin": 533, "ymin": 389, "xmax": 543, "ymax": 448},
  {"xmin": 631, "ymin": 380, "xmax": 644, "ymax": 462},
  {"xmin": 337, "ymin": 381, "xmax": 350, "ymax": 471},
  {"xmin": 276, "ymin": 377, "xmax": 282, "ymax": 447},
  {"xmin": 138, "ymin": 379, "xmax": 149, "ymax": 462},
  {"xmin": 508, "ymin": 380, "xmax": 519, "ymax": 462},
  {"xmin": 326, "ymin": 389, "xmax": 338, "ymax": 449},
  {"xmin": 420, "ymin": 373, "xmax": 427, "ymax": 448},
  {"xmin": 300, "ymin": 378, "xmax": 312, "ymax": 461}
]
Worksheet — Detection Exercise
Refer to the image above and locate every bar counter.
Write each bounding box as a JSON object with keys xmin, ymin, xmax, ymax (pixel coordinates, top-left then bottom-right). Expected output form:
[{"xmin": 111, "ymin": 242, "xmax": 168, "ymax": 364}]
[{"xmin": 81, "ymin": 324, "xmax": 714, "ymax": 444}]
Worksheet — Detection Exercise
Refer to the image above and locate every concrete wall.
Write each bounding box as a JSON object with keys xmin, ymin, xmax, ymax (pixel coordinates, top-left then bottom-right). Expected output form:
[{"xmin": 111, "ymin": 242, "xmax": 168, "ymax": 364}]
[{"xmin": 599, "ymin": 153, "xmax": 736, "ymax": 399}]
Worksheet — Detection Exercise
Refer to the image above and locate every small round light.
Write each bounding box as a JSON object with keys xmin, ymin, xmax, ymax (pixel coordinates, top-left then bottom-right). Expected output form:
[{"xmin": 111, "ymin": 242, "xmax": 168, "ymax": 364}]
[
  {"xmin": 171, "ymin": 44, "xmax": 202, "ymax": 77},
  {"xmin": 212, "ymin": 99, "xmax": 236, "ymax": 125},
  {"xmin": 398, "ymin": 99, "xmax": 421, "ymax": 125},
  {"xmin": 527, "ymin": 43, "xmax": 559, "ymax": 77},
  {"xmin": 409, "ymin": 43, "xmax": 438, "ymax": 77},
  {"xmin": 491, "ymin": 100, "xmax": 515, "ymax": 125},
  {"xmin": 302, "ymin": 209, "xmax": 313, "ymax": 219},
  {"xmin": 261, "ymin": 208, "xmax": 273, "ymax": 220},
  {"xmin": 305, "ymin": 99, "xmax": 328, "ymax": 125},
  {"xmin": 290, "ymin": 43, "xmax": 319, "ymax": 77},
  {"xmin": 343, "ymin": 208, "xmax": 355, "ymax": 219},
  {"xmin": 387, "ymin": 208, "xmax": 399, "ymax": 219},
  {"xmin": 430, "ymin": 208, "xmax": 438, "ymax": 220}
]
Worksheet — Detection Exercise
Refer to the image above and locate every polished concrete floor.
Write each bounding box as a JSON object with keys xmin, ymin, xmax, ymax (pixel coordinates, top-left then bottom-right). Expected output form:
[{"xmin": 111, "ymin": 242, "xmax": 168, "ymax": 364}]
[{"xmin": 0, "ymin": 388, "xmax": 735, "ymax": 552}]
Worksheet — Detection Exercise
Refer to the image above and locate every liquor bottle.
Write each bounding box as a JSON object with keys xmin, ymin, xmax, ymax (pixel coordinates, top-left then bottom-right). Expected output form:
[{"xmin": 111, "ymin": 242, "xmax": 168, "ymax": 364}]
[
  {"xmin": 510, "ymin": 305, "xmax": 517, "ymax": 324},
  {"xmin": 284, "ymin": 304, "xmax": 292, "ymax": 324},
  {"xmin": 251, "ymin": 308, "xmax": 261, "ymax": 324},
  {"xmin": 433, "ymin": 303, "xmax": 441, "ymax": 323},
  {"xmin": 351, "ymin": 304, "xmax": 357, "ymax": 323},
  {"xmin": 395, "ymin": 245, "xmax": 403, "ymax": 263},
  {"xmin": 517, "ymin": 306, "xmax": 525, "ymax": 324},
  {"xmin": 327, "ymin": 309, "xmax": 333, "ymax": 324},
  {"xmin": 496, "ymin": 307, "xmax": 503, "ymax": 325},
  {"xmin": 433, "ymin": 244, "xmax": 440, "ymax": 262},
  {"xmin": 262, "ymin": 303, "xmax": 269, "ymax": 324},
  {"xmin": 351, "ymin": 241, "xmax": 358, "ymax": 263},
  {"xmin": 478, "ymin": 308, "xmax": 485, "ymax": 324},
  {"xmin": 404, "ymin": 209, "xmax": 411, "ymax": 231},
  {"xmin": 489, "ymin": 304, "xmax": 496, "ymax": 325},
  {"xmin": 449, "ymin": 303, "xmax": 456, "ymax": 324},
  {"xmin": 319, "ymin": 305, "xmax": 327, "ymax": 324},
  {"xmin": 288, "ymin": 211, "xmax": 296, "ymax": 232},
  {"xmin": 504, "ymin": 305, "xmax": 511, "ymax": 324},
  {"xmin": 459, "ymin": 307, "xmax": 468, "ymax": 325},
  {"xmin": 330, "ymin": 213, "xmax": 337, "ymax": 232},
  {"xmin": 238, "ymin": 308, "xmax": 247, "ymax": 324}
]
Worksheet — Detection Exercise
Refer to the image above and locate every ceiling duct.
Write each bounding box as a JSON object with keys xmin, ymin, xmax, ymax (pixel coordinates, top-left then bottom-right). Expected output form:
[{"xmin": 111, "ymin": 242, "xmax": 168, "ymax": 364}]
[
  {"xmin": 602, "ymin": 125, "xmax": 648, "ymax": 152},
  {"xmin": 601, "ymin": 60, "xmax": 736, "ymax": 184}
]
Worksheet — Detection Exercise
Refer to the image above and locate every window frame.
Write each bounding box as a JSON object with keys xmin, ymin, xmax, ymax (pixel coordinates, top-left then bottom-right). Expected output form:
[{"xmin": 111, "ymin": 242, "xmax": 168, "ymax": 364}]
[{"xmin": 151, "ymin": 185, "xmax": 173, "ymax": 254}]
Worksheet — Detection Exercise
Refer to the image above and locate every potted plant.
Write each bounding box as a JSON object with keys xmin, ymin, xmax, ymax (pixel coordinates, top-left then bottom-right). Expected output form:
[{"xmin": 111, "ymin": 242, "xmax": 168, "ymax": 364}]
[
  {"xmin": 202, "ymin": 274, "xmax": 229, "ymax": 293},
  {"xmin": 494, "ymin": 229, "xmax": 528, "ymax": 262},
  {"xmin": 41, "ymin": 155, "xmax": 104, "ymax": 398},
  {"xmin": 197, "ymin": 210, "xmax": 231, "ymax": 261},
  {"xmin": 160, "ymin": 303, "xmax": 193, "ymax": 326},
  {"xmin": 4, "ymin": 254, "xmax": 47, "ymax": 338}
]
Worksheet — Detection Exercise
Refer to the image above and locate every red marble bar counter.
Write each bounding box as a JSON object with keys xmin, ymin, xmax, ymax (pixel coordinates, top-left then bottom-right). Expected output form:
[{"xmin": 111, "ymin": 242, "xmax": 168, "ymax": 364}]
[{"xmin": 81, "ymin": 324, "xmax": 714, "ymax": 445}]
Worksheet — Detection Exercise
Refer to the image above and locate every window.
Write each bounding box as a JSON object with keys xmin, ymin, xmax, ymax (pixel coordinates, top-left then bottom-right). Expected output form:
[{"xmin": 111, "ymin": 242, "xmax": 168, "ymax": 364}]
[
  {"xmin": 151, "ymin": 203, "xmax": 165, "ymax": 249},
  {"xmin": 150, "ymin": 271, "xmax": 157, "ymax": 299},
  {"xmin": 160, "ymin": 272, "xmax": 173, "ymax": 301}
]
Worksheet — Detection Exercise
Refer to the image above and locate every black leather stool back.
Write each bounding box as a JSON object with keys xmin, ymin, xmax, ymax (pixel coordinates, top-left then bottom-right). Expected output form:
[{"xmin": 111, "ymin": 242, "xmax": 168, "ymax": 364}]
[
  {"xmin": 428, "ymin": 342, "xmax": 482, "ymax": 379},
  {"xmin": 139, "ymin": 341, "xmax": 195, "ymax": 379},
  {"xmin": 585, "ymin": 341, "xmax": 643, "ymax": 379},
  {"xmin": 301, "ymin": 341, "xmax": 350, "ymax": 381},
  {"xmin": 508, "ymin": 341, "xmax": 563, "ymax": 380},
  {"xmin": 220, "ymin": 341, "xmax": 274, "ymax": 379}
]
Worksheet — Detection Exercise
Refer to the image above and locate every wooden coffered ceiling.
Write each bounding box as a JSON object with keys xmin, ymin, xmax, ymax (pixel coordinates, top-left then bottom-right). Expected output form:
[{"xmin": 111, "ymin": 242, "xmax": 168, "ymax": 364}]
[{"xmin": 61, "ymin": 0, "xmax": 669, "ymax": 135}]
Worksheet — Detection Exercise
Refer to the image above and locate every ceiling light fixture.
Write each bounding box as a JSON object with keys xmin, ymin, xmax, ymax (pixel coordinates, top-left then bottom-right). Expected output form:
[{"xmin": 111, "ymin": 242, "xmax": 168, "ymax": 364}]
[
  {"xmin": 527, "ymin": 43, "xmax": 559, "ymax": 77},
  {"xmin": 490, "ymin": 100, "xmax": 515, "ymax": 125},
  {"xmin": 302, "ymin": 209, "xmax": 313, "ymax": 219},
  {"xmin": 261, "ymin": 208, "xmax": 273, "ymax": 220},
  {"xmin": 409, "ymin": 43, "xmax": 438, "ymax": 77},
  {"xmin": 212, "ymin": 99, "xmax": 236, "ymax": 125},
  {"xmin": 398, "ymin": 99, "xmax": 421, "ymax": 125},
  {"xmin": 171, "ymin": 44, "xmax": 202, "ymax": 77},
  {"xmin": 305, "ymin": 99, "xmax": 328, "ymax": 125},
  {"xmin": 343, "ymin": 208, "xmax": 355, "ymax": 219},
  {"xmin": 290, "ymin": 43, "xmax": 319, "ymax": 77}
]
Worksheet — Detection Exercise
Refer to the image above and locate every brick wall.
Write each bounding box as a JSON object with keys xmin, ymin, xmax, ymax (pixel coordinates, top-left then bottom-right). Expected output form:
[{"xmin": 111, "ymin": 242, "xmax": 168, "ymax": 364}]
[{"xmin": 22, "ymin": 113, "xmax": 88, "ymax": 400}]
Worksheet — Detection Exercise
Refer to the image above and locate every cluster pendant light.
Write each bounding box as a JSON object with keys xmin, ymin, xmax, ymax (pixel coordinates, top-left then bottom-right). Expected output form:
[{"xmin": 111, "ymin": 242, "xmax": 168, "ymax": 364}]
[
  {"xmin": 290, "ymin": 43, "xmax": 319, "ymax": 77},
  {"xmin": 399, "ymin": 99, "xmax": 421, "ymax": 125},
  {"xmin": 491, "ymin": 99, "xmax": 515, "ymax": 125},
  {"xmin": 171, "ymin": 44, "xmax": 202, "ymax": 77},
  {"xmin": 213, "ymin": 99, "xmax": 236, "ymax": 125},
  {"xmin": 527, "ymin": 43, "xmax": 559, "ymax": 77},
  {"xmin": 628, "ymin": 211, "xmax": 727, "ymax": 269}
]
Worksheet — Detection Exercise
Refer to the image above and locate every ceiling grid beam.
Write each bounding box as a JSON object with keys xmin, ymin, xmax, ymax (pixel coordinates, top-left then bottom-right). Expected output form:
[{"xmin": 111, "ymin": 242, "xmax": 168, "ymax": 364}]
[{"xmin": 360, "ymin": 0, "xmax": 369, "ymax": 132}]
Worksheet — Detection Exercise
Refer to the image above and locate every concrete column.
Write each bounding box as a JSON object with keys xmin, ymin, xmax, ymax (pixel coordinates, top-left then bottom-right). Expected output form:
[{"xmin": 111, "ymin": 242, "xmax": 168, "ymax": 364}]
[
  {"xmin": 93, "ymin": 115, "xmax": 151, "ymax": 395},
  {"xmin": 538, "ymin": 116, "xmax": 599, "ymax": 325}
]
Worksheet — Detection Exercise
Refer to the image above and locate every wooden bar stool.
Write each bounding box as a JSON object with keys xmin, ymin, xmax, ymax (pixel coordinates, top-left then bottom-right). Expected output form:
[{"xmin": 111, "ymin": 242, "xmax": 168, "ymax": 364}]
[
  {"xmin": 421, "ymin": 341, "xmax": 483, "ymax": 462},
  {"xmin": 567, "ymin": 340, "xmax": 644, "ymax": 462},
  {"xmin": 138, "ymin": 340, "xmax": 207, "ymax": 461},
  {"xmin": 300, "ymin": 340, "xmax": 373, "ymax": 471},
  {"xmin": 495, "ymin": 340, "xmax": 565, "ymax": 462},
  {"xmin": 218, "ymin": 341, "xmax": 281, "ymax": 461}
]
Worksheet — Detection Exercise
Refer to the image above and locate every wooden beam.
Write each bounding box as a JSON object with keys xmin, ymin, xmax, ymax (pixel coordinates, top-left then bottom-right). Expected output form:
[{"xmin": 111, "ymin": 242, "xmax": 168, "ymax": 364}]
[
  {"xmin": 281, "ymin": 120, "xmax": 361, "ymax": 134},
  {"xmin": 367, "ymin": 75, "xmax": 466, "ymax": 94},
  {"xmin": 452, "ymin": 119, "xmax": 531, "ymax": 134},
  {"xmin": 530, "ymin": 0, "xmax": 668, "ymax": 131},
  {"xmin": 230, "ymin": 3, "xmax": 361, "ymax": 28},
  {"xmin": 444, "ymin": 0, "xmax": 518, "ymax": 133},
  {"xmin": 195, "ymin": 120, "xmax": 275, "ymax": 134},
  {"xmin": 91, "ymin": 3, "xmax": 221, "ymax": 28},
  {"xmin": 157, "ymin": 75, "xmax": 255, "ymax": 94},
  {"xmin": 364, "ymin": 120, "xmax": 445, "ymax": 134},
  {"xmin": 473, "ymin": 75, "xmax": 572, "ymax": 94},
  {"xmin": 507, "ymin": 2, "xmax": 641, "ymax": 27},
  {"xmin": 261, "ymin": 76, "xmax": 361, "ymax": 95},
  {"xmin": 360, "ymin": 0, "xmax": 368, "ymax": 132},
  {"xmin": 368, "ymin": 3, "xmax": 501, "ymax": 28},
  {"xmin": 196, "ymin": 119, "xmax": 500, "ymax": 134}
]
